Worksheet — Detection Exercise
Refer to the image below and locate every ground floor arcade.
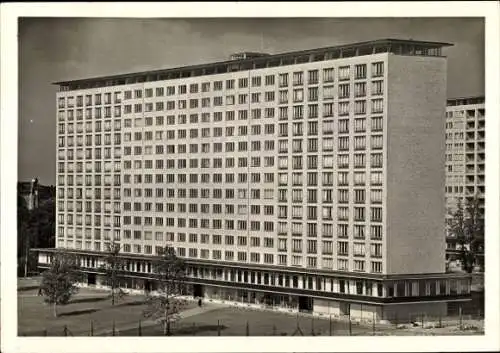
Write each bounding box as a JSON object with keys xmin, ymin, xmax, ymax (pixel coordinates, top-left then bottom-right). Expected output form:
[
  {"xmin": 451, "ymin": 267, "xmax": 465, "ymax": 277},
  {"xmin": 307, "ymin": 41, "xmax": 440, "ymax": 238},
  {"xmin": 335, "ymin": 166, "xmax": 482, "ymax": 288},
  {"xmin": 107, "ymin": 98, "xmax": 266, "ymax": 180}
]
[{"xmin": 33, "ymin": 248, "xmax": 471, "ymax": 322}]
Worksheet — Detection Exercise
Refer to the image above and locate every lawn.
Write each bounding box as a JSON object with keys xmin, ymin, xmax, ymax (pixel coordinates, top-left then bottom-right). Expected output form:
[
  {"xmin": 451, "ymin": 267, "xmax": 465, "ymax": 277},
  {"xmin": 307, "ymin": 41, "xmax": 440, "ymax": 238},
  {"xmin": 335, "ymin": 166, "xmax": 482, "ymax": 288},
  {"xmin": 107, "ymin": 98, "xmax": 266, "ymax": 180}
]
[
  {"xmin": 18, "ymin": 278, "xmax": 197, "ymax": 336},
  {"xmin": 117, "ymin": 306, "xmax": 382, "ymax": 336},
  {"xmin": 117, "ymin": 306, "xmax": 483, "ymax": 336},
  {"xmin": 18, "ymin": 277, "xmax": 484, "ymax": 337}
]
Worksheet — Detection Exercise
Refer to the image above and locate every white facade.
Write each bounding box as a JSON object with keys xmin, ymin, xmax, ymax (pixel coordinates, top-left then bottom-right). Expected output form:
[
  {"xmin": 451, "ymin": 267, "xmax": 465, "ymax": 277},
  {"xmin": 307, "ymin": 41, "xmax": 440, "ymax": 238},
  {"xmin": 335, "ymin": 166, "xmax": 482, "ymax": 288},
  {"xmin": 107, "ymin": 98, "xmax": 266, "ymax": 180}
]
[
  {"xmin": 48, "ymin": 39, "xmax": 471, "ymax": 320},
  {"xmin": 444, "ymin": 97, "xmax": 485, "ymax": 251},
  {"xmin": 56, "ymin": 52, "xmax": 448, "ymax": 275}
]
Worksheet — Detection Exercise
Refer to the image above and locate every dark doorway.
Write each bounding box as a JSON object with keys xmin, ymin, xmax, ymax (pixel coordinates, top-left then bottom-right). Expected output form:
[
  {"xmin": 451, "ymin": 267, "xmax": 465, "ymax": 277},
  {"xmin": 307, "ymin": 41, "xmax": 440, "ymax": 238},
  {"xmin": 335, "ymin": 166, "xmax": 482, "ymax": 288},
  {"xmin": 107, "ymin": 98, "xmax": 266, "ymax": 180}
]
[
  {"xmin": 144, "ymin": 280, "xmax": 152, "ymax": 293},
  {"xmin": 87, "ymin": 273, "xmax": 96, "ymax": 285},
  {"xmin": 298, "ymin": 296, "xmax": 313, "ymax": 312},
  {"xmin": 193, "ymin": 284, "xmax": 204, "ymax": 298}
]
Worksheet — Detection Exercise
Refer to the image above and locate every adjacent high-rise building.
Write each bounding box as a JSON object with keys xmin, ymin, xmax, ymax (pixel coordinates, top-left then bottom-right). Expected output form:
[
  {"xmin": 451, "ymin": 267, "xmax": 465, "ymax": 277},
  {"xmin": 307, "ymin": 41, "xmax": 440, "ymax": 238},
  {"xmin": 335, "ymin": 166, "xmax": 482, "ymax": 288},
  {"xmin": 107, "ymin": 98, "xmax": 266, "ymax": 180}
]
[
  {"xmin": 444, "ymin": 96, "xmax": 485, "ymax": 260},
  {"xmin": 34, "ymin": 39, "xmax": 471, "ymax": 322}
]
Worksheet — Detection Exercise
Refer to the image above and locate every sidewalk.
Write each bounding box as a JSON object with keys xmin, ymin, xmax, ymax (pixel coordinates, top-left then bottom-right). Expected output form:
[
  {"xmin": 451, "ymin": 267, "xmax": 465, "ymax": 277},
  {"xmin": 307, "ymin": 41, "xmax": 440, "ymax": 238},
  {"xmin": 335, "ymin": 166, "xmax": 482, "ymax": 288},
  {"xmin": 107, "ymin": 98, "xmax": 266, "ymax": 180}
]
[{"xmin": 94, "ymin": 302, "xmax": 227, "ymax": 336}]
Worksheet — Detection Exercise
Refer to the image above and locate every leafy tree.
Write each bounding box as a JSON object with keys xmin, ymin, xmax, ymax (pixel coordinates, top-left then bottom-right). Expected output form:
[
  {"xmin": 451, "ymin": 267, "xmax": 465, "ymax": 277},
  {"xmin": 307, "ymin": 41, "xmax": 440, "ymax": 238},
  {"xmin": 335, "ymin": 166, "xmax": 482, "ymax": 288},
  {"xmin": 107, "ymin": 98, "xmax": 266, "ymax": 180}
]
[
  {"xmin": 101, "ymin": 241, "xmax": 127, "ymax": 305},
  {"xmin": 143, "ymin": 246, "xmax": 187, "ymax": 335},
  {"xmin": 17, "ymin": 184, "xmax": 55, "ymax": 276},
  {"xmin": 40, "ymin": 250, "xmax": 82, "ymax": 317},
  {"xmin": 448, "ymin": 197, "xmax": 485, "ymax": 273}
]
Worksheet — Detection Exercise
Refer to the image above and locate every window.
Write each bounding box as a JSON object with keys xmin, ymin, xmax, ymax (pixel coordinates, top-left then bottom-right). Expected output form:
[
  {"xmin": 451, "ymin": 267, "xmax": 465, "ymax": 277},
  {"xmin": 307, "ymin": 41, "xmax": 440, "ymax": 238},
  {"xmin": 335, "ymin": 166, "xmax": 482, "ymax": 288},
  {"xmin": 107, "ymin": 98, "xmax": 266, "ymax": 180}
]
[
  {"xmin": 338, "ymin": 84, "xmax": 350, "ymax": 99},
  {"xmin": 371, "ymin": 135, "xmax": 383, "ymax": 149},
  {"xmin": 354, "ymin": 101, "xmax": 366, "ymax": 115},
  {"xmin": 337, "ymin": 155, "xmax": 349, "ymax": 169},
  {"xmin": 371, "ymin": 99, "xmax": 383, "ymax": 113},
  {"xmin": 370, "ymin": 243, "xmax": 382, "ymax": 258},
  {"xmin": 293, "ymin": 89, "xmax": 304, "ymax": 103},
  {"xmin": 251, "ymin": 76, "xmax": 261, "ymax": 87},
  {"xmin": 337, "ymin": 241, "xmax": 348, "ymax": 256},
  {"xmin": 238, "ymin": 78, "xmax": 248, "ymax": 88},
  {"xmin": 338, "ymin": 66, "xmax": 350, "ymax": 81},
  {"xmin": 308, "ymin": 70, "xmax": 319, "ymax": 84},
  {"xmin": 323, "ymin": 103, "xmax": 334, "ymax": 117},
  {"xmin": 324, "ymin": 86, "xmax": 334, "ymax": 100},
  {"xmin": 354, "ymin": 260, "xmax": 365, "ymax": 272},
  {"xmin": 338, "ymin": 102, "xmax": 350, "ymax": 116},
  {"xmin": 371, "ymin": 116, "xmax": 383, "ymax": 131},
  {"xmin": 372, "ymin": 62, "xmax": 384, "ymax": 77},
  {"xmin": 279, "ymin": 73, "xmax": 288, "ymax": 87},
  {"xmin": 371, "ymin": 207, "xmax": 382, "ymax": 222},
  {"xmin": 372, "ymin": 80, "xmax": 383, "ymax": 95},
  {"xmin": 371, "ymin": 261, "xmax": 382, "ymax": 273},
  {"xmin": 323, "ymin": 68, "xmax": 334, "ymax": 82},
  {"xmin": 308, "ymin": 87, "xmax": 318, "ymax": 102},
  {"xmin": 355, "ymin": 64, "xmax": 367, "ymax": 79},
  {"xmin": 371, "ymin": 153, "xmax": 383, "ymax": 168},
  {"xmin": 353, "ymin": 243, "xmax": 365, "ymax": 257},
  {"xmin": 338, "ymin": 136, "xmax": 349, "ymax": 151}
]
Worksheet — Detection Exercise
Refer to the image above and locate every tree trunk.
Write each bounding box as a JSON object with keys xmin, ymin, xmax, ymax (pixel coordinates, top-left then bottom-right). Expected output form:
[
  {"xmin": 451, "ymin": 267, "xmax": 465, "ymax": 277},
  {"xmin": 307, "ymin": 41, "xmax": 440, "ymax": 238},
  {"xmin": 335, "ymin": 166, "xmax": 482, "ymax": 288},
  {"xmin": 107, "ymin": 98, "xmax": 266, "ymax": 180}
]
[{"xmin": 53, "ymin": 302, "xmax": 57, "ymax": 318}]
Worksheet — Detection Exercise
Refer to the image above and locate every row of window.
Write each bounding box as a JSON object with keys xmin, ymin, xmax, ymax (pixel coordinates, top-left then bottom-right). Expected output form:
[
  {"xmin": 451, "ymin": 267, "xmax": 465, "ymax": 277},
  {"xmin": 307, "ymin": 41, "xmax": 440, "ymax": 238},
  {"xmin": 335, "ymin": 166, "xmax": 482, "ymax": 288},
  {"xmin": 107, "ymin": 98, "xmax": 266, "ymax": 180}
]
[
  {"xmin": 58, "ymin": 238, "xmax": 385, "ymax": 273},
  {"xmin": 58, "ymin": 221, "xmax": 384, "ymax": 240},
  {"xmin": 57, "ymin": 99, "xmax": 384, "ymax": 122},
  {"xmin": 57, "ymin": 63, "xmax": 386, "ymax": 108},
  {"xmin": 58, "ymin": 120, "xmax": 121, "ymax": 134},
  {"xmin": 57, "ymin": 187, "xmax": 120, "ymax": 199},
  {"xmin": 59, "ymin": 205, "xmax": 382, "ymax": 229},
  {"xmin": 58, "ymin": 117, "xmax": 383, "ymax": 142},
  {"xmin": 118, "ymin": 154, "xmax": 385, "ymax": 171},
  {"xmin": 57, "ymin": 223, "xmax": 383, "ymax": 242},
  {"xmin": 57, "ymin": 170, "xmax": 384, "ymax": 189},
  {"xmin": 117, "ymin": 113, "xmax": 383, "ymax": 128},
  {"xmin": 58, "ymin": 134, "xmax": 121, "ymax": 147},
  {"xmin": 57, "ymin": 200, "xmax": 120, "ymax": 213}
]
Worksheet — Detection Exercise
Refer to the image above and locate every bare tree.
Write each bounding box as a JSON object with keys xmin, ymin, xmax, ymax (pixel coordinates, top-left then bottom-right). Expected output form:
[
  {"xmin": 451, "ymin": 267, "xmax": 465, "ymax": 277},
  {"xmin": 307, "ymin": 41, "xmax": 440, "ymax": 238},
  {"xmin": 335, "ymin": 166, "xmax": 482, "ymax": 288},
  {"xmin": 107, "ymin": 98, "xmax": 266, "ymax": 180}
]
[
  {"xmin": 143, "ymin": 246, "xmax": 187, "ymax": 336},
  {"xmin": 40, "ymin": 250, "xmax": 82, "ymax": 317},
  {"xmin": 101, "ymin": 241, "xmax": 127, "ymax": 305},
  {"xmin": 448, "ymin": 196, "xmax": 485, "ymax": 273}
]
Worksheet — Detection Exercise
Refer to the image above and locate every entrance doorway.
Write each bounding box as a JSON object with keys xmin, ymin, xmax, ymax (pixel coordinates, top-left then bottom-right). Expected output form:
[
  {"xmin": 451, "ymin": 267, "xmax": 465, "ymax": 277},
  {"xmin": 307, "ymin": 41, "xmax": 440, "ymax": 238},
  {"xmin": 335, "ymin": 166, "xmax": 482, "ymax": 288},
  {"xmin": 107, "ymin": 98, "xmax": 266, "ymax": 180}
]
[
  {"xmin": 87, "ymin": 273, "xmax": 96, "ymax": 285},
  {"xmin": 193, "ymin": 284, "xmax": 204, "ymax": 298},
  {"xmin": 298, "ymin": 296, "xmax": 313, "ymax": 313},
  {"xmin": 144, "ymin": 280, "xmax": 153, "ymax": 293}
]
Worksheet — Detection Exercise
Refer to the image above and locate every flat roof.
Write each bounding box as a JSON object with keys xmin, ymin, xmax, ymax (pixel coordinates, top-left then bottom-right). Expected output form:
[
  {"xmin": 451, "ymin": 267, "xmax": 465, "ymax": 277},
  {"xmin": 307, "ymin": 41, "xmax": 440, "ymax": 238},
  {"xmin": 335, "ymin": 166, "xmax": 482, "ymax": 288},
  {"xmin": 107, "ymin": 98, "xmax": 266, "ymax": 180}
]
[
  {"xmin": 54, "ymin": 38, "xmax": 453, "ymax": 88},
  {"xmin": 447, "ymin": 96, "xmax": 485, "ymax": 106}
]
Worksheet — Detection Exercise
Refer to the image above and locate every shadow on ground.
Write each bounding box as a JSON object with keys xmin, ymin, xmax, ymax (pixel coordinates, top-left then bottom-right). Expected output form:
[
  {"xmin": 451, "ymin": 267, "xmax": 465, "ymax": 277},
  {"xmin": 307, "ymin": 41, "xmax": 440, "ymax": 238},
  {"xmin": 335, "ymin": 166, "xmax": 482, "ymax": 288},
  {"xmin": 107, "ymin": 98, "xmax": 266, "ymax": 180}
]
[
  {"xmin": 175, "ymin": 324, "xmax": 228, "ymax": 335},
  {"xmin": 116, "ymin": 300, "xmax": 146, "ymax": 307},
  {"xmin": 18, "ymin": 285, "xmax": 39, "ymax": 292},
  {"xmin": 58, "ymin": 308, "xmax": 100, "ymax": 317},
  {"xmin": 70, "ymin": 296, "xmax": 109, "ymax": 304}
]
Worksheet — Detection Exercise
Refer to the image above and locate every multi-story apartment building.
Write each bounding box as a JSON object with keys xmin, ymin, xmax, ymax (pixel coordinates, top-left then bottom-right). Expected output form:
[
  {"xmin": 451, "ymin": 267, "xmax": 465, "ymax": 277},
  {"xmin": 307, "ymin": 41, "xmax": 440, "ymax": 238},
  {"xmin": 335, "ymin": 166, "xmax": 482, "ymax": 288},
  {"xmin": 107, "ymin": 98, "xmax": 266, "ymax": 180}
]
[
  {"xmin": 445, "ymin": 96, "xmax": 485, "ymax": 261},
  {"xmin": 34, "ymin": 39, "xmax": 471, "ymax": 322}
]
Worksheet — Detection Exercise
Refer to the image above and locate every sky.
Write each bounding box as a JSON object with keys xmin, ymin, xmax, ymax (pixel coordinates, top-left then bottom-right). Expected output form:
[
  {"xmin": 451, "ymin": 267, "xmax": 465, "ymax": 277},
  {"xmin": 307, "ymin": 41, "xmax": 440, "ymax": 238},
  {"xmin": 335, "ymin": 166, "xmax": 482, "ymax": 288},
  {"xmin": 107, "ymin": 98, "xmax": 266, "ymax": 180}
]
[{"xmin": 18, "ymin": 17, "xmax": 485, "ymax": 185}]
